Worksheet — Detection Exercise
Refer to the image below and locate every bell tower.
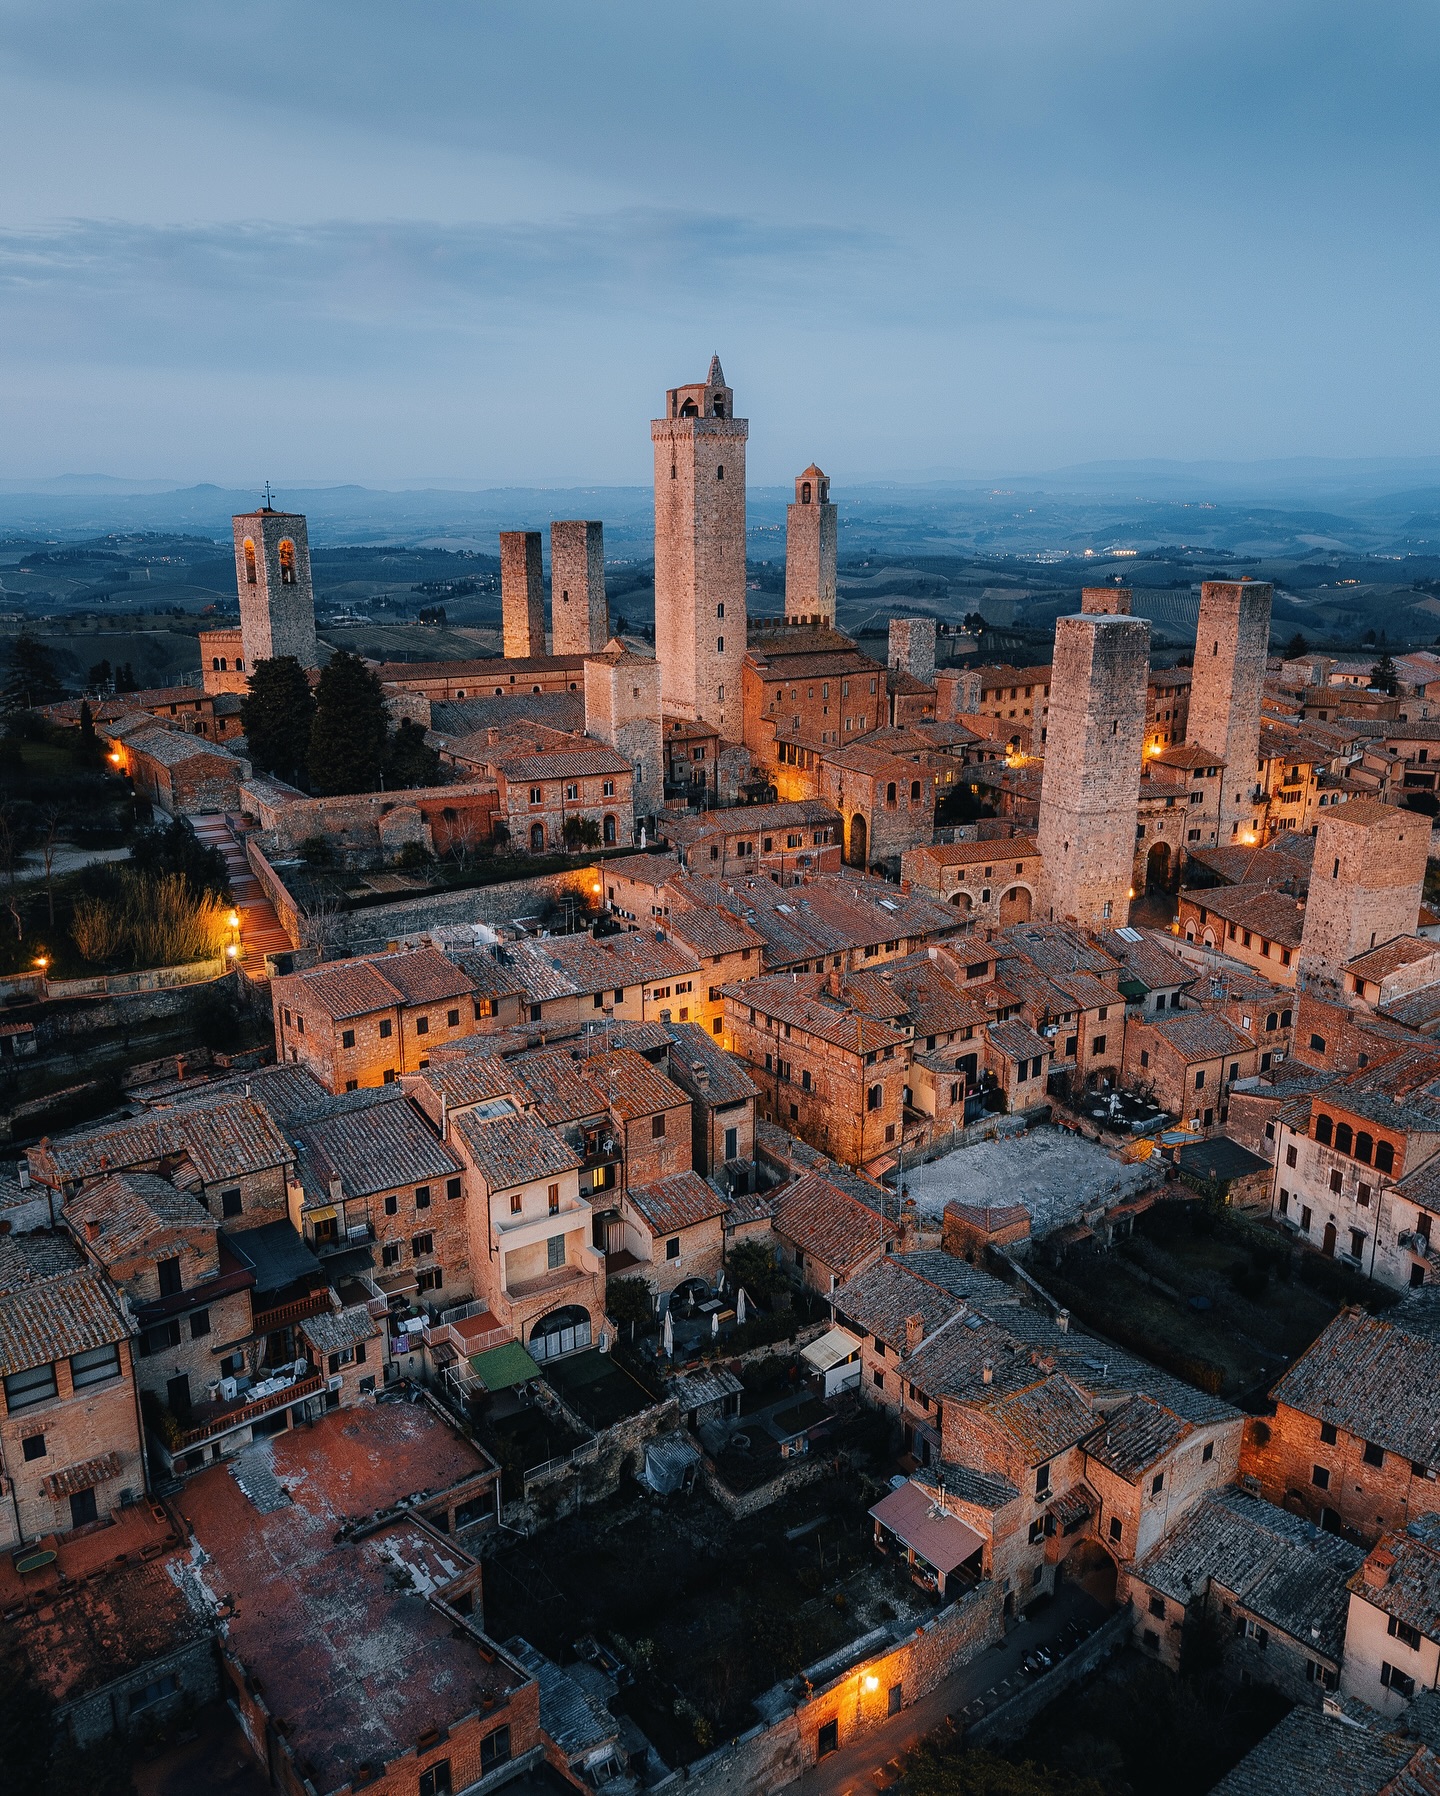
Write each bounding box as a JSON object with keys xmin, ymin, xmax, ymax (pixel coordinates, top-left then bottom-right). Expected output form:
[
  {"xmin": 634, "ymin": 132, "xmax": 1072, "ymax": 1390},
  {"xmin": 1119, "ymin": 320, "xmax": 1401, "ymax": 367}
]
[
  {"xmin": 651, "ymin": 356, "xmax": 747, "ymax": 733},
  {"xmin": 785, "ymin": 465, "xmax": 836, "ymax": 626},
  {"xmin": 232, "ymin": 500, "xmax": 318, "ymax": 671}
]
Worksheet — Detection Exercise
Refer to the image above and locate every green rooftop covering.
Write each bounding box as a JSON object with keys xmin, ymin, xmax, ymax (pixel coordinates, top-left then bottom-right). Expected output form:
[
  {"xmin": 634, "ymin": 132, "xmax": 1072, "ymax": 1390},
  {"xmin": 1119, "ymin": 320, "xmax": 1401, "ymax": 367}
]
[{"xmin": 470, "ymin": 1341, "xmax": 542, "ymax": 1391}]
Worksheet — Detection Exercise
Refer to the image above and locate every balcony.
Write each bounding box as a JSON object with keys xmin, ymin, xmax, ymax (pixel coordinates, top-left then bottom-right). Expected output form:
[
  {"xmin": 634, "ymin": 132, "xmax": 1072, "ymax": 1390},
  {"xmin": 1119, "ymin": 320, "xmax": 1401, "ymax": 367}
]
[
  {"xmin": 252, "ymin": 1288, "xmax": 334, "ymax": 1333},
  {"xmin": 493, "ymin": 1202, "xmax": 593, "ymax": 1254},
  {"xmin": 173, "ymin": 1373, "xmax": 325, "ymax": 1451},
  {"xmin": 505, "ymin": 1249, "xmax": 603, "ymax": 1304}
]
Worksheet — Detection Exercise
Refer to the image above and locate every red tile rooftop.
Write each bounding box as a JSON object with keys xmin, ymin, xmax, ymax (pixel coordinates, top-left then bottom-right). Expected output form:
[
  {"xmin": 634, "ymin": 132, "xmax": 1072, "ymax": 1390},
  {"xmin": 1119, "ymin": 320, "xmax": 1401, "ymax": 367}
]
[{"xmin": 174, "ymin": 1405, "xmax": 514, "ymax": 1796}]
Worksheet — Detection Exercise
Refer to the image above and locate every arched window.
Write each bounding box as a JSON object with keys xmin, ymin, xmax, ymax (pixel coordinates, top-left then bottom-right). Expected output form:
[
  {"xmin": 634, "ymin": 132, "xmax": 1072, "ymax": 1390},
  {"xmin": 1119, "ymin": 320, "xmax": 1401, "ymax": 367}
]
[
  {"xmin": 1266, "ymin": 1011, "xmax": 1278, "ymax": 1031},
  {"xmin": 278, "ymin": 539, "xmax": 296, "ymax": 585},
  {"xmin": 712, "ymin": 396, "xmax": 726, "ymax": 417},
  {"xmin": 1334, "ymin": 1123, "xmax": 1353, "ymax": 1156},
  {"xmin": 802, "ymin": 482, "xmax": 812, "ymax": 504},
  {"xmin": 212, "ymin": 657, "xmax": 222, "ymax": 671},
  {"xmin": 886, "ymin": 782, "xmax": 897, "ymax": 805},
  {"xmin": 1376, "ymin": 1141, "xmax": 1395, "ymax": 1174},
  {"xmin": 716, "ymin": 465, "xmax": 724, "ymax": 481},
  {"xmin": 1315, "ymin": 1114, "xmax": 1333, "ymax": 1145},
  {"xmin": 1355, "ymin": 1132, "xmax": 1374, "ymax": 1165},
  {"xmin": 243, "ymin": 538, "xmax": 257, "ymax": 584},
  {"xmin": 679, "ymin": 398, "xmax": 699, "ymax": 418},
  {"xmin": 236, "ymin": 657, "xmax": 244, "ymax": 671},
  {"xmin": 530, "ymin": 823, "xmax": 544, "ymax": 852},
  {"xmin": 910, "ymin": 780, "xmax": 921, "ymax": 802},
  {"xmin": 1281, "ymin": 1009, "xmax": 1292, "ymax": 1027},
  {"xmin": 603, "ymin": 814, "xmax": 617, "ymax": 844}
]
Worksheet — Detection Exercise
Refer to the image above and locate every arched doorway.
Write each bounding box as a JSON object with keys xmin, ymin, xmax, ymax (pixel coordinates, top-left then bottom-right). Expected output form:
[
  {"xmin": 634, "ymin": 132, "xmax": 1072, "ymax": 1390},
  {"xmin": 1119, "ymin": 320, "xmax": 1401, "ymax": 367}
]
[
  {"xmin": 529, "ymin": 1304, "xmax": 592, "ymax": 1364},
  {"xmin": 848, "ymin": 813, "xmax": 867, "ymax": 868},
  {"xmin": 530, "ymin": 823, "xmax": 545, "ymax": 852},
  {"xmin": 1146, "ymin": 842, "xmax": 1172, "ymax": 891},
  {"xmin": 999, "ymin": 885, "xmax": 1031, "ymax": 925},
  {"xmin": 1322, "ymin": 1222, "xmax": 1337, "ymax": 1257},
  {"xmin": 1058, "ymin": 1538, "xmax": 1119, "ymax": 1608},
  {"xmin": 950, "ymin": 890, "xmax": 972, "ymax": 914}
]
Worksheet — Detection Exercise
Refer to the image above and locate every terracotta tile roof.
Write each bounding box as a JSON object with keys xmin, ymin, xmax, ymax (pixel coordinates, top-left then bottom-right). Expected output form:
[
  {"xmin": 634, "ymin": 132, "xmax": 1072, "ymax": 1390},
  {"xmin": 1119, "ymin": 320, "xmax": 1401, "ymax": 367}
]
[
  {"xmin": 374, "ymin": 653, "xmax": 585, "ymax": 679},
  {"xmin": 497, "ymin": 743, "xmax": 632, "ymax": 781},
  {"xmin": 30, "ymin": 1092, "xmax": 292, "ymax": 1188},
  {"xmin": 909, "ymin": 836, "xmax": 1039, "ymax": 868},
  {"xmin": 1151, "ymin": 743, "xmax": 1222, "ymax": 770},
  {"xmin": 969, "ymin": 1374, "xmax": 1096, "ymax": 1462},
  {"xmin": 666, "ymin": 904, "xmax": 767, "ymax": 961},
  {"xmin": 41, "ymin": 1450, "xmax": 125, "ymax": 1500},
  {"xmin": 663, "ymin": 1022, "xmax": 759, "ymax": 1106},
  {"xmin": 1349, "ymin": 1515, "xmax": 1440, "ymax": 1642},
  {"xmin": 581, "ymin": 1048, "xmax": 689, "ymax": 1121},
  {"xmin": 408, "ymin": 1045, "xmax": 523, "ymax": 1112},
  {"xmin": 987, "ymin": 1017, "xmax": 1050, "ymax": 1063},
  {"xmin": 1211, "ymin": 1701, "xmax": 1429, "ymax": 1796},
  {"xmin": 833, "ymin": 1250, "xmax": 1004, "ymax": 1349},
  {"xmin": 0, "ymin": 1233, "xmax": 128, "ymax": 1375},
  {"xmin": 1270, "ymin": 1298, "xmax": 1440, "ymax": 1465},
  {"xmin": 300, "ymin": 1304, "xmax": 379, "ymax": 1356},
  {"xmin": 601, "ymin": 852, "xmax": 681, "ymax": 887},
  {"xmin": 1000, "ymin": 923, "xmax": 1121, "ymax": 977},
  {"xmin": 285, "ymin": 947, "xmax": 473, "ymax": 1020},
  {"xmin": 722, "ymin": 973, "xmax": 910, "ymax": 1056},
  {"xmin": 668, "ymin": 798, "xmax": 841, "ymax": 844},
  {"xmin": 1346, "ymin": 936, "xmax": 1440, "ymax": 981},
  {"xmin": 293, "ymin": 1090, "xmax": 461, "ymax": 1199},
  {"xmin": 454, "ymin": 1108, "xmax": 581, "ymax": 1191},
  {"xmin": 1135, "ymin": 1488, "xmax": 1364, "ymax": 1660},
  {"xmin": 509, "ymin": 1047, "xmax": 609, "ymax": 1124},
  {"xmin": 1148, "ymin": 1011, "xmax": 1255, "ymax": 1061},
  {"xmin": 912, "ymin": 1460, "xmax": 1021, "ymax": 1512},
  {"xmin": 510, "ymin": 931, "xmax": 701, "ymax": 1004},
  {"xmin": 770, "ymin": 1172, "xmax": 892, "ymax": 1277},
  {"xmin": 1180, "ymin": 883, "xmax": 1307, "ymax": 948},
  {"xmin": 1082, "ymin": 1393, "xmax": 1191, "ymax": 1479},
  {"xmin": 627, "ymin": 1170, "xmax": 727, "ymax": 1236},
  {"xmin": 1095, "ymin": 930, "xmax": 1197, "ymax": 993},
  {"xmin": 64, "ymin": 1172, "xmax": 215, "ymax": 1266}
]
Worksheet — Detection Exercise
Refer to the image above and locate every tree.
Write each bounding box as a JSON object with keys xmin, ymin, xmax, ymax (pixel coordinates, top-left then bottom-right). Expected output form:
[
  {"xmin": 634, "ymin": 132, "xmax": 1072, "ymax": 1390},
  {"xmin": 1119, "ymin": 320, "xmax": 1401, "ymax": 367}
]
[
  {"xmin": 1371, "ymin": 652, "xmax": 1399, "ymax": 695},
  {"xmin": 606, "ymin": 1276, "xmax": 653, "ymax": 1341},
  {"xmin": 2, "ymin": 634, "xmax": 63, "ymax": 711},
  {"xmin": 86, "ymin": 657, "xmax": 111, "ymax": 690},
  {"xmin": 1285, "ymin": 631, "xmax": 1309, "ymax": 659},
  {"xmin": 114, "ymin": 662, "xmax": 137, "ymax": 693},
  {"xmin": 307, "ymin": 651, "xmax": 388, "ymax": 795},
  {"xmin": 130, "ymin": 815, "xmax": 231, "ymax": 898},
  {"xmin": 385, "ymin": 717, "xmax": 440, "ymax": 789},
  {"xmin": 74, "ymin": 699, "xmax": 103, "ymax": 768},
  {"xmin": 962, "ymin": 611, "xmax": 988, "ymax": 634},
  {"xmin": 563, "ymin": 815, "xmax": 602, "ymax": 850},
  {"xmin": 727, "ymin": 1239, "xmax": 789, "ymax": 1299},
  {"xmin": 241, "ymin": 655, "xmax": 316, "ymax": 786},
  {"xmin": 904, "ymin": 1744, "xmax": 1106, "ymax": 1796}
]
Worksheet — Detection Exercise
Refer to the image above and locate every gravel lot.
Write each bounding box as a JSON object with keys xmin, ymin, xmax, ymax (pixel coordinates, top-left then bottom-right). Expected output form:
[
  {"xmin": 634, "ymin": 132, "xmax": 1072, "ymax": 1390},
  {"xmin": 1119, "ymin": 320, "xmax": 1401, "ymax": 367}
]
[{"xmin": 900, "ymin": 1127, "xmax": 1156, "ymax": 1237}]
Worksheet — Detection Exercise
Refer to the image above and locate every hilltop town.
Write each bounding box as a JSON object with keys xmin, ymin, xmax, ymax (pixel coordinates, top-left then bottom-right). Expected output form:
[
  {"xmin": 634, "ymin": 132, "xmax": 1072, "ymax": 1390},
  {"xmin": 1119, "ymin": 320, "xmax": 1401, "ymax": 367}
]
[{"xmin": 8, "ymin": 361, "xmax": 1440, "ymax": 1796}]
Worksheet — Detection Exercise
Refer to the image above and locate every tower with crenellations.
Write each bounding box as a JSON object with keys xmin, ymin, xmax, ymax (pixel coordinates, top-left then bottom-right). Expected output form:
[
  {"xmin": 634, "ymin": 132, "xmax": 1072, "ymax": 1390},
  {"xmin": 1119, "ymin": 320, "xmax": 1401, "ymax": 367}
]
[
  {"xmin": 785, "ymin": 464, "xmax": 836, "ymax": 627},
  {"xmin": 1036, "ymin": 608, "xmax": 1151, "ymax": 927},
  {"xmin": 232, "ymin": 505, "xmax": 318, "ymax": 672},
  {"xmin": 550, "ymin": 520, "xmax": 609, "ymax": 655},
  {"xmin": 651, "ymin": 356, "xmax": 747, "ymax": 736}
]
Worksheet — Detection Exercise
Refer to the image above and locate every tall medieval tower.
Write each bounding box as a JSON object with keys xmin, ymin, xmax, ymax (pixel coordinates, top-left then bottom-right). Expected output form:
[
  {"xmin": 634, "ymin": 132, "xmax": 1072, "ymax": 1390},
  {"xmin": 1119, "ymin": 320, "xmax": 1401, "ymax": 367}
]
[
  {"xmin": 652, "ymin": 357, "xmax": 747, "ymax": 735},
  {"xmin": 550, "ymin": 520, "xmax": 610, "ymax": 655},
  {"xmin": 1036, "ymin": 607, "xmax": 1150, "ymax": 927},
  {"xmin": 1187, "ymin": 579, "xmax": 1272, "ymax": 842},
  {"xmin": 232, "ymin": 506, "xmax": 318, "ymax": 670},
  {"xmin": 785, "ymin": 465, "xmax": 836, "ymax": 626}
]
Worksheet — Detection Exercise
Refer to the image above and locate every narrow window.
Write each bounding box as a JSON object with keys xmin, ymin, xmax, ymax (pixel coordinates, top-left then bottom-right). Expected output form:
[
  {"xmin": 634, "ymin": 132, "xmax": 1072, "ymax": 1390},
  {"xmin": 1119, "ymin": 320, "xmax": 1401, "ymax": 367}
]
[{"xmin": 243, "ymin": 538, "xmax": 257, "ymax": 584}]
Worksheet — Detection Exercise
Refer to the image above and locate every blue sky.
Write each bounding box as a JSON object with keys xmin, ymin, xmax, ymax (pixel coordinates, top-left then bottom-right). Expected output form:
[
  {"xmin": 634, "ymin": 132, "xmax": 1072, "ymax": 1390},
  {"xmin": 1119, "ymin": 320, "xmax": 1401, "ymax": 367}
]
[{"xmin": 1, "ymin": 1, "xmax": 1437, "ymax": 487}]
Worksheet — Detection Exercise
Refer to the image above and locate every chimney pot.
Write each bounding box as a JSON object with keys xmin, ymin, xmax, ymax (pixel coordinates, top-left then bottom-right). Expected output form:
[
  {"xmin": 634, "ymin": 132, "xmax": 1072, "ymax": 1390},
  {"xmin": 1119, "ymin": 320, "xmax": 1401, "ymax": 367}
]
[
  {"xmin": 982, "ymin": 1359, "xmax": 993, "ymax": 1385},
  {"xmin": 84, "ymin": 1217, "xmax": 100, "ymax": 1242}
]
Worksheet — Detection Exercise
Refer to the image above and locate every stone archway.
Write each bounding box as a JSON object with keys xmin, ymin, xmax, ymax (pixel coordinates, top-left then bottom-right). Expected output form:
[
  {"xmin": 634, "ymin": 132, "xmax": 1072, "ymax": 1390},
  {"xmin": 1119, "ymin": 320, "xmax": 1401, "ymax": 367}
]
[
  {"xmin": 999, "ymin": 884, "xmax": 1032, "ymax": 925},
  {"xmin": 1058, "ymin": 1537, "xmax": 1119, "ymax": 1608},
  {"xmin": 1146, "ymin": 842, "xmax": 1172, "ymax": 891},
  {"xmin": 848, "ymin": 812, "xmax": 868, "ymax": 869}
]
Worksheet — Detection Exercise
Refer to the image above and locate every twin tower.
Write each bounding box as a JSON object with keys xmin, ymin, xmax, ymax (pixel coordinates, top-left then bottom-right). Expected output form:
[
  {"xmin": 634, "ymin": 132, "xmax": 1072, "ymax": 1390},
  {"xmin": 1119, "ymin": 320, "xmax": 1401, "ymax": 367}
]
[{"xmin": 500, "ymin": 521, "xmax": 611, "ymax": 661}]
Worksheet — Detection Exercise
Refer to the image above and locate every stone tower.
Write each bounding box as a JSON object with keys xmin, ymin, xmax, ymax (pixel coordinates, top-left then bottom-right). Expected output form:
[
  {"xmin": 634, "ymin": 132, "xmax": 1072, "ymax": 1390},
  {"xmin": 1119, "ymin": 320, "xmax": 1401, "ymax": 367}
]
[
  {"xmin": 500, "ymin": 531, "xmax": 545, "ymax": 660},
  {"xmin": 652, "ymin": 356, "xmax": 747, "ymax": 735},
  {"xmin": 1036, "ymin": 610, "xmax": 1151, "ymax": 927},
  {"xmin": 1187, "ymin": 579, "xmax": 1272, "ymax": 842},
  {"xmin": 1299, "ymin": 800, "xmax": 1430, "ymax": 981},
  {"xmin": 232, "ymin": 506, "xmax": 318, "ymax": 671},
  {"xmin": 785, "ymin": 464, "xmax": 836, "ymax": 626},
  {"xmin": 888, "ymin": 617, "xmax": 936, "ymax": 684},
  {"xmin": 1081, "ymin": 585, "xmax": 1132, "ymax": 617},
  {"xmin": 550, "ymin": 520, "xmax": 609, "ymax": 656},
  {"xmin": 585, "ymin": 647, "xmax": 663, "ymax": 824}
]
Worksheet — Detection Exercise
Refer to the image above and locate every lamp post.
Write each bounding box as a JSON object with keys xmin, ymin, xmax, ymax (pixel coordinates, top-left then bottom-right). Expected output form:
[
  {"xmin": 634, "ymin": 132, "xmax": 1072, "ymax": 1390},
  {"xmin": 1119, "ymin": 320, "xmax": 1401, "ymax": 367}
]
[{"xmin": 227, "ymin": 909, "xmax": 241, "ymax": 967}]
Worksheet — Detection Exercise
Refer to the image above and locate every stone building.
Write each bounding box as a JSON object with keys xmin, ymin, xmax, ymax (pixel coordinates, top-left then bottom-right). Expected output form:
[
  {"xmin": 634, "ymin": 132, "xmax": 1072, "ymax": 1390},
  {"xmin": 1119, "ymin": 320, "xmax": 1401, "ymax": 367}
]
[
  {"xmin": 612, "ymin": 1169, "xmax": 727, "ymax": 1296},
  {"xmin": 548, "ymin": 518, "xmax": 608, "ymax": 655},
  {"xmin": 1187, "ymin": 579, "xmax": 1273, "ymax": 843},
  {"xmin": 0, "ymin": 1228, "xmax": 143, "ymax": 1546},
  {"xmin": 901, "ymin": 836, "xmax": 1041, "ymax": 926},
  {"xmin": 652, "ymin": 356, "xmax": 747, "ymax": 734},
  {"xmin": 494, "ymin": 740, "xmax": 634, "ymax": 853},
  {"xmin": 583, "ymin": 645, "xmax": 663, "ymax": 823},
  {"xmin": 1299, "ymin": 800, "xmax": 1431, "ymax": 983},
  {"xmin": 662, "ymin": 1020, "xmax": 759, "ymax": 1172},
  {"xmin": 500, "ymin": 529, "xmax": 546, "ymax": 659},
  {"xmin": 889, "ymin": 616, "xmax": 937, "ymax": 686},
  {"xmin": 197, "ymin": 624, "xmax": 247, "ymax": 696},
  {"xmin": 1342, "ymin": 1516, "xmax": 1440, "ymax": 1716},
  {"xmin": 1036, "ymin": 609, "xmax": 1151, "ymax": 927},
  {"xmin": 785, "ymin": 465, "xmax": 837, "ymax": 626},
  {"xmin": 1121, "ymin": 1010, "xmax": 1259, "ymax": 1135},
  {"xmin": 231, "ymin": 505, "xmax": 318, "ymax": 672},
  {"xmin": 105, "ymin": 717, "xmax": 251, "ymax": 817}
]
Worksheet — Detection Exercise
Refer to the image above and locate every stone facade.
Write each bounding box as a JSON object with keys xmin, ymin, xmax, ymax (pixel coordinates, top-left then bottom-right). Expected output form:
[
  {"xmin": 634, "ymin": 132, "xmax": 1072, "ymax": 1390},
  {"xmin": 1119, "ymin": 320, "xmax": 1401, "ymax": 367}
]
[
  {"xmin": 1036, "ymin": 612, "xmax": 1151, "ymax": 927},
  {"xmin": 584, "ymin": 650, "xmax": 664, "ymax": 823},
  {"xmin": 1299, "ymin": 800, "xmax": 1430, "ymax": 982},
  {"xmin": 232, "ymin": 509, "xmax": 318, "ymax": 672},
  {"xmin": 549, "ymin": 519, "xmax": 609, "ymax": 655},
  {"xmin": 888, "ymin": 616, "xmax": 937, "ymax": 684},
  {"xmin": 1081, "ymin": 584, "xmax": 1132, "ymax": 617},
  {"xmin": 1187, "ymin": 580, "xmax": 1273, "ymax": 843},
  {"xmin": 652, "ymin": 357, "xmax": 748, "ymax": 734},
  {"xmin": 500, "ymin": 530, "xmax": 546, "ymax": 660},
  {"xmin": 199, "ymin": 626, "xmax": 247, "ymax": 696},
  {"xmin": 785, "ymin": 465, "xmax": 837, "ymax": 626}
]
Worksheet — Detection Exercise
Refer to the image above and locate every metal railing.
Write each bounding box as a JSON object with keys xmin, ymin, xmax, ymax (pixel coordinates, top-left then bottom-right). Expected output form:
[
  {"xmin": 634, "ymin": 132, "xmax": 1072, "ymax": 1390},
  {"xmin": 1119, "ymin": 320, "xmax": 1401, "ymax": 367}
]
[{"xmin": 174, "ymin": 1373, "xmax": 324, "ymax": 1450}]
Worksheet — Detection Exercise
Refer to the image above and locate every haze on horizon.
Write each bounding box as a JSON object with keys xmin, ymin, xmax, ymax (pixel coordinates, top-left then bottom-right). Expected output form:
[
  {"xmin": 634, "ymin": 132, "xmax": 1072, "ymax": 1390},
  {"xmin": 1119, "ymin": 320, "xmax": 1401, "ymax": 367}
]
[{"xmin": 2, "ymin": 1, "xmax": 1437, "ymax": 492}]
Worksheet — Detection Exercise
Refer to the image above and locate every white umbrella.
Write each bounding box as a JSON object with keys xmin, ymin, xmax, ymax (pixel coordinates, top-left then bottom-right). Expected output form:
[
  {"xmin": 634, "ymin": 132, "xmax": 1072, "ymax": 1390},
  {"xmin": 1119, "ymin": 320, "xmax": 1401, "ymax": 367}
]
[
  {"xmin": 710, "ymin": 1309, "xmax": 719, "ymax": 1339},
  {"xmin": 662, "ymin": 1308, "xmax": 674, "ymax": 1358},
  {"xmin": 736, "ymin": 1287, "xmax": 748, "ymax": 1326}
]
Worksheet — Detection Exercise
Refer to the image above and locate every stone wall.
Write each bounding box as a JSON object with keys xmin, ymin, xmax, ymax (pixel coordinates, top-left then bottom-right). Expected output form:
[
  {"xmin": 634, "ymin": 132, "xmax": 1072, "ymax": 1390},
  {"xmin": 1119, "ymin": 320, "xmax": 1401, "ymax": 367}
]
[
  {"xmin": 1187, "ymin": 581, "xmax": 1272, "ymax": 842},
  {"xmin": 61, "ymin": 1633, "xmax": 220, "ymax": 1747},
  {"xmin": 652, "ymin": 1582, "xmax": 1005, "ymax": 1796},
  {"xmin": 964, "ymin": 1604, "xmax": 1132, "ymax": 1748},
  {"xmin": 505, "ymin": 1395, "xmax": 680, "ymax": 1529}
]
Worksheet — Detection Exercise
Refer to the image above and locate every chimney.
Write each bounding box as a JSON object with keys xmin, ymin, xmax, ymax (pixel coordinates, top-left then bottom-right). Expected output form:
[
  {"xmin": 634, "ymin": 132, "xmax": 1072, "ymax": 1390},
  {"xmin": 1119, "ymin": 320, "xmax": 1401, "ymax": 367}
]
[
  {"xmin": 982, "ymin": 1359, "xmax": 993, "ymax": 1385},
  {"xmin": 904, "ymin": 1312, "xmax": 924, "ymax": 1355},
  {"xmin": 690, "ymin": 1060, "xmax": 709, "ymax": 1090},
  {"xmin": 826, "ymin": 968, "xmax": 842, "ymax": 999},
  {"xmin": 1363, "ymin": 1550, "xmax": 1394, "ymax": 1589},
  {"xmin": 329, "ymin": 1176, "xmax": 343, "ymax": 1202},
  {"xmin": 84, "ymin": 1217, "xmax": 100, "ymax": 1242},
  {"xmin": 17, "ymin": 1163, "xmax": 29, "ymax": 1189},
  {"xmin": 1056, "ymin": 1309, "xmax": 1070, "ymax": 1333}
]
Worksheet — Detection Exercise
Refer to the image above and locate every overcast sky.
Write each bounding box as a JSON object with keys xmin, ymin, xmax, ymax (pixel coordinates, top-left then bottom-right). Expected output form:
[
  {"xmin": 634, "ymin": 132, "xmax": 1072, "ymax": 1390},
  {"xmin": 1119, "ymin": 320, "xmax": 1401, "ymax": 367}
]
[{"xmin": 1, "ymin": 1, "xmax": 1437, "ymax": 488}]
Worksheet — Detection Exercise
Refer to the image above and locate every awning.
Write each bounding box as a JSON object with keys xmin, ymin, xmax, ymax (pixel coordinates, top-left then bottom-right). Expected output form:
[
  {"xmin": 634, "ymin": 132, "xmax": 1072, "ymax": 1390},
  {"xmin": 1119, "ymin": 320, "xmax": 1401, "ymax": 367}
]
[
  {"xmin": 1049, "ymin": 1483, "xmax": 1098, "ymax": 1532},
  {"xmin": 470, "ymin": 1342, "xmax": 542, "ymax": 1391},
  {"xmin": 41, "ymin": 1451, "xmax": 123, "ymax": 1501},
  {"xmin": 869, "ymin": 1481, "xmax": 984, "ymax": 1576},
  {"xmin": 801, "ymin": 1326, "xmax": 864, "ymax": 1375},
  {"xmin": 306, "ymin": 1204, "xmax": 337, "ymax": 1224}
]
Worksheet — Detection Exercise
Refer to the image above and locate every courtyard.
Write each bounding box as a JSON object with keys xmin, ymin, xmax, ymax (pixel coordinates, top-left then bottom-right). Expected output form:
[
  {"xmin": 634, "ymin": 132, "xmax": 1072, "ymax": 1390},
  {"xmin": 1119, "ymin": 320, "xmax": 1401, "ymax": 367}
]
[{"xmin": 898, "ymin": 1128, "xmax": 1156, "ymax": 1237}]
